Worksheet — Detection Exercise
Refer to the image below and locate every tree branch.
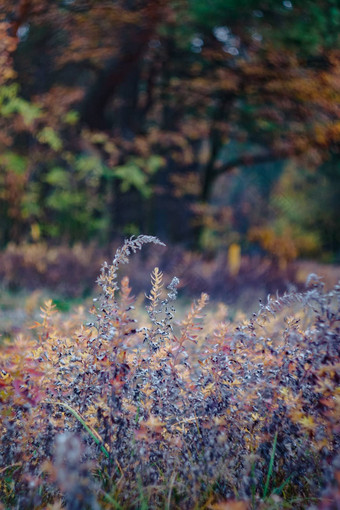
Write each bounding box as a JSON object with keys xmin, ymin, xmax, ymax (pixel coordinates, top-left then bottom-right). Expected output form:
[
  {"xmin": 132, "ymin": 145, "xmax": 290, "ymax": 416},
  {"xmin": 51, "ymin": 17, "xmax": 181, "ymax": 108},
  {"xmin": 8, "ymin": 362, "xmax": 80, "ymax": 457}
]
[
  {"xmin": 10, "ymin": 0, "xmax": 31, "ymax": 37},
  {"xmin": 80, "ymin": 0, "xmax": 166, "ymax": 130},
  {"xmin": 213, "ymin": 148, "xmax": 296, "ymax": 178}
]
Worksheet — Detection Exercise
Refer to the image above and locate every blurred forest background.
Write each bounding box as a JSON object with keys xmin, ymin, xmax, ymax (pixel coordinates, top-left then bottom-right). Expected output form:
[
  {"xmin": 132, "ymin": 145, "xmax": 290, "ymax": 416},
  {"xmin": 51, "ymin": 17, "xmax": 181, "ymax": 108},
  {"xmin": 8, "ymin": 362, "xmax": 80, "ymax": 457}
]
[{"xmin": 0, "ymin": 0, "xmax": 339, "ymax": 312}]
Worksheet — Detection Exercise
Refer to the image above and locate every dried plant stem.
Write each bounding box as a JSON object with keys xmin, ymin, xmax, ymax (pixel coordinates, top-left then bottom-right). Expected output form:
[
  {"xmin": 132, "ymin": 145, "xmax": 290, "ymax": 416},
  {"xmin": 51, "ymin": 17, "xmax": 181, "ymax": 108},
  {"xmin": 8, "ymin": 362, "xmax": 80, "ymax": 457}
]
[{"xmin": 166, "ymin": 471, "xmax": 177, "ymax": 510}]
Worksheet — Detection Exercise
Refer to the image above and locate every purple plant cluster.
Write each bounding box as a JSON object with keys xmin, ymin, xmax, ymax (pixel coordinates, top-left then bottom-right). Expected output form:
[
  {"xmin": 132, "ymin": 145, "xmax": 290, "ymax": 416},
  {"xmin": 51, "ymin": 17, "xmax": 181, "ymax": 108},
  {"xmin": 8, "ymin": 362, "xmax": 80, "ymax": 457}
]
[{"xmin": 0, "ymin": 237, "xmax": 339, "ymax": 509}]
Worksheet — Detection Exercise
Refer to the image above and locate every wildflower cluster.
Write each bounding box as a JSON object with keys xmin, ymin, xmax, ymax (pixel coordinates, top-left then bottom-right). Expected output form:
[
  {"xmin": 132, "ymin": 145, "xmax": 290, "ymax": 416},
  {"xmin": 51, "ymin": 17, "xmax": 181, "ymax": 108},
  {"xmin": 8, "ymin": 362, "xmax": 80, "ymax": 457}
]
[{"xmin": 0, "ymin": 237, "xmax": 339, "ymax": 509}]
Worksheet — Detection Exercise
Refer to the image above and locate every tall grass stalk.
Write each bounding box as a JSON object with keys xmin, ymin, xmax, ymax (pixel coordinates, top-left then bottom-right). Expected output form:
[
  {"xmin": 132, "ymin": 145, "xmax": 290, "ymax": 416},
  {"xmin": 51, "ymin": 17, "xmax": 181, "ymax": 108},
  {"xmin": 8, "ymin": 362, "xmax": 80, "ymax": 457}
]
[
  {"xmin": 263, "ymin": 431, "xmax": 278, "ymax": 499},
  {"xmin": 47, "ymin": 401, "xmax": 110, "ymax": 459}
]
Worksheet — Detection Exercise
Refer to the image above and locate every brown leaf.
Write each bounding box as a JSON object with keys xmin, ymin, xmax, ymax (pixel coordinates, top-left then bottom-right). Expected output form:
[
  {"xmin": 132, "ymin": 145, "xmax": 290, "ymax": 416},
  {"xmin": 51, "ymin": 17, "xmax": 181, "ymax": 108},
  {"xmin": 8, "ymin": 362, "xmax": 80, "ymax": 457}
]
[{"xmin": 209, "ymin": 501, "xmax": 249, "ymax": 510}]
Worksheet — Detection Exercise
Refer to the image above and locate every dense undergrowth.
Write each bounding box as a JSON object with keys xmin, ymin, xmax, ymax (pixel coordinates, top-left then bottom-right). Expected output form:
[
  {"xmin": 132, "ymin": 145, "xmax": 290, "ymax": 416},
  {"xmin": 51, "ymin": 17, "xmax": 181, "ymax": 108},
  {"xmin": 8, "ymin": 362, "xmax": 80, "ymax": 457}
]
[
  {"xmin": 0, "ymin": 241, "xmax": 301, "ymax": 301},
  {"xmin": 0, "ymin": 236, "xmax": 339, "ymax": 509}
]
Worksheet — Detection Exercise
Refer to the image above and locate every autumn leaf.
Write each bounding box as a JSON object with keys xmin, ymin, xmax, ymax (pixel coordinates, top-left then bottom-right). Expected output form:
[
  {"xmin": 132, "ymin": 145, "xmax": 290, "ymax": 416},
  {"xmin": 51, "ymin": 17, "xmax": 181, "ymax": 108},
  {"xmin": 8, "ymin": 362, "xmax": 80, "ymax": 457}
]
[
  {"xmin": 208, "ymin": 501, "xmax": 249, "ymax": 510},
  {"xmin": 141, "ymin": 415, "xmax": 165, "ymax": 434},
  {"xmin": 297, "ymin": 415, "xmax": 318, "ymax": 432}
]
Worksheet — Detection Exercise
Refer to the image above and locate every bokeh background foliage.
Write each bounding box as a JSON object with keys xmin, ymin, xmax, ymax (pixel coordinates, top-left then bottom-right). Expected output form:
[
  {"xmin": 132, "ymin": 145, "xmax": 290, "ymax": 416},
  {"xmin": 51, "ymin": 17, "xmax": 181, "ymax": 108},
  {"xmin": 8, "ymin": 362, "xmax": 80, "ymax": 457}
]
[{"xmin": 0, "ymin": 0, "xmax": 339, "ymax": 264}]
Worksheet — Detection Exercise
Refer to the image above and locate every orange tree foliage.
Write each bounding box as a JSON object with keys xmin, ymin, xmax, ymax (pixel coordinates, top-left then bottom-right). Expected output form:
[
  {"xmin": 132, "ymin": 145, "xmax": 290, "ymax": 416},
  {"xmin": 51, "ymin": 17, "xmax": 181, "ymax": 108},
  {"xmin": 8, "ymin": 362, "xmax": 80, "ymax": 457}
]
[
  {"xmin": 0, "ymin": 237, "xmax": 339, "ymax": 508},
  {"xmin": 0, "ymin": 1, "xmax": 339, "ymax": 247}
]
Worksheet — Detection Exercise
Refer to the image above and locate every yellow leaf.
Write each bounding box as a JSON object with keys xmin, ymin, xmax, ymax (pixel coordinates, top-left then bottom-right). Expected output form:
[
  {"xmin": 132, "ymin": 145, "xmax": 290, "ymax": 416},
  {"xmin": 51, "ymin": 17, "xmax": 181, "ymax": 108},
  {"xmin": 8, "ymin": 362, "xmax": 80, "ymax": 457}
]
[
  {"xmin": 298, "ymin": 415, "xmax": 317, "ymax": 432},
  {"xmin": 142, "ymin": 415, "xmax": 165, "ymax": 433},
  {"xmin": 203, "ymin": 382, "xmax": 215, "ymax": 397}
]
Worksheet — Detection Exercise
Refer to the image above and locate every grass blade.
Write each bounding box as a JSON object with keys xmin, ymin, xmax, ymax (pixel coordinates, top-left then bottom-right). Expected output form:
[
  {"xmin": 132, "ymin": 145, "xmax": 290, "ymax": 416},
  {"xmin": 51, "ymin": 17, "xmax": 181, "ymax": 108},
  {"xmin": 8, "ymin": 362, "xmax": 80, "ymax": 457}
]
[
  {"xmin": 273, "ymin": 473, "xmax": 293, "ymax": 495},
  {"xmin": 47, "ymin": 401, "xmax": 110, "ymax": 459},
  {"xmin": 101, "ymin": 489, "xmax": 124, "ymax": 509},
  {"xmin": 263, "ymin": 431, "xmax": 278, "ymax": 499}
]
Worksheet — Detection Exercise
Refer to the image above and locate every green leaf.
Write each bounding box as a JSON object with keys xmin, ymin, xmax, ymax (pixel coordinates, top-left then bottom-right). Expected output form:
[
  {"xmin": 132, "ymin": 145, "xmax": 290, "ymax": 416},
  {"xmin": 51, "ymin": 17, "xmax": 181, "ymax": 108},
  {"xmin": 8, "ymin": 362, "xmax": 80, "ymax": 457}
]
[
  {"xmin": 17, "ymin": 99, "xmax": 42, "ymax": 126},
  {"xmin": 37, "ymin": 127, "xmax": 63, "ymax": 151},
  {"xmin": 44, "ymin": 167, "xmax": 70, "ymax": 188},
  {"xmin": 113, "ymin": 162, "xmax": 152, "ymax": 198},
  {"xmin": 0, "ymin": 83, "xmax": 19, "ymax": 102},
  {"xmin": 75, "ymin": 155, "xmax": 103, "ymax": 175},
  {"xmin": 0, "ymin": 85, "xmax": 42, "ymax": 125},
  {"xmin": 1, "ymin": 152, "xmax": 27, "ymax": 175},
  {"xmin": 46, "ymin": 190, "xmax": 83, "ymax": 210},
  {"xmin": 63, "ymin": 110, "xmax": 79, "ymax": 125},
  {"xmin": 146, "ymin": 155, "xmax": 165, "ymax": 175}
]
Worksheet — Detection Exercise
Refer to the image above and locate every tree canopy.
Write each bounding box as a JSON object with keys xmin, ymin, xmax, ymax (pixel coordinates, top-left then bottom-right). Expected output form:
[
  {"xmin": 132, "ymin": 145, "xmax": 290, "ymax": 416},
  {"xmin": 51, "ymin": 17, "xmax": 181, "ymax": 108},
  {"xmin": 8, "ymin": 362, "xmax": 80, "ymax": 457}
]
[{"xmin": 0, "ymin": 0, "xmax": 339, "ymax": 259}]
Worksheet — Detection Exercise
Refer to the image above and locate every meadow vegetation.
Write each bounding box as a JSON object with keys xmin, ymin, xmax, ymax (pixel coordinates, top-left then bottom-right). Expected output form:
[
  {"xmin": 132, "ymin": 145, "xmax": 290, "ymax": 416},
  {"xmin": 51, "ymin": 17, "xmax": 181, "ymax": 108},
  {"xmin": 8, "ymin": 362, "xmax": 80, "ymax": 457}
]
[
  {"xmin": 1, "ymin": 4, "xmax": 339, "ymax": 508},
  {"xmin": 0, "ymin": 236, "xmax": 339, "ymax": 509}
]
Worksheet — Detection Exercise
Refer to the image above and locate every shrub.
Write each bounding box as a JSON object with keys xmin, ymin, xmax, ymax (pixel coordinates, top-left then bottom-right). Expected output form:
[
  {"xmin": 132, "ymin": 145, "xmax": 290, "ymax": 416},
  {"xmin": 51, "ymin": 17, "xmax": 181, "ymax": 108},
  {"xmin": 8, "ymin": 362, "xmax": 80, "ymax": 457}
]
[
  {"xmin": 0, "ymin": 240, "xmax": 302, "ymax": 307},
  {"xmin": 0, "ymin": 242, "xmax": 102, "ymax": 297},
  {"xmin": 0, "ymin": 236, "xmax": 339, "ymax": 509}
]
